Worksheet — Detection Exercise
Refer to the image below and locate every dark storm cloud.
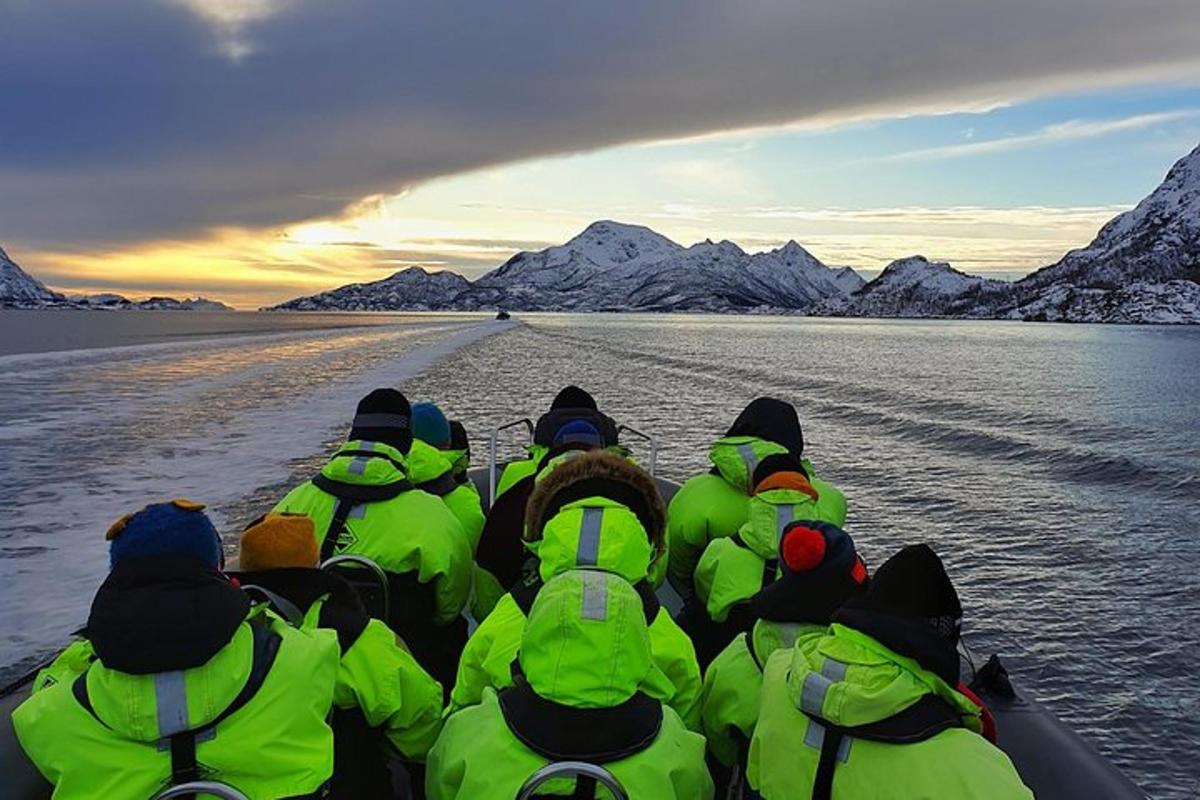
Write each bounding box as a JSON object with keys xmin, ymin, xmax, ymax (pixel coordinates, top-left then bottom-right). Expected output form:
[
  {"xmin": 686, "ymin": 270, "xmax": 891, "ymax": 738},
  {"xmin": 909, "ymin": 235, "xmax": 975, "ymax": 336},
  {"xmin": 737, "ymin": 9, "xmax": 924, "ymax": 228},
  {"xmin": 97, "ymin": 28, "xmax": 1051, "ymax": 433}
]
[{"xmin": 3, "ymin": 0, "xmax": 1199, "ymax": 245}]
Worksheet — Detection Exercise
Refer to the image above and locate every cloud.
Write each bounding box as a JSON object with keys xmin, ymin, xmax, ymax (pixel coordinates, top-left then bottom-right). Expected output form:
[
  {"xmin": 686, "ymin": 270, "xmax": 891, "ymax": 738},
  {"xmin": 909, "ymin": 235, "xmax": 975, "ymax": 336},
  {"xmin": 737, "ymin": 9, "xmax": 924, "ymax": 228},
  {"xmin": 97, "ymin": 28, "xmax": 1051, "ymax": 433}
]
[
  {"xmin": 3, "ymin": 0, "xmax": 1200, "ymax": 249},
  {"xmin": 656, "ymin": 159, "xmax": 760, "ymax": 194},
  {"xmin": 883, "ymin": 109, "xmax": 1200, "ymax": 161}
]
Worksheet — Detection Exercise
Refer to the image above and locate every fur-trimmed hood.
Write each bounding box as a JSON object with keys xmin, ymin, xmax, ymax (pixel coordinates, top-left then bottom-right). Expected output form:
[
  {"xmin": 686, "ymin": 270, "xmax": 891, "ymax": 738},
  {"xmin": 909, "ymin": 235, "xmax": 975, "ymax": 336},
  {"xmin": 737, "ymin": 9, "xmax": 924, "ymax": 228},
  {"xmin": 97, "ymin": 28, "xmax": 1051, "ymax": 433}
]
[{"xmin": 524, "ymin": 450, "xmax": 666, "ymax": 555}]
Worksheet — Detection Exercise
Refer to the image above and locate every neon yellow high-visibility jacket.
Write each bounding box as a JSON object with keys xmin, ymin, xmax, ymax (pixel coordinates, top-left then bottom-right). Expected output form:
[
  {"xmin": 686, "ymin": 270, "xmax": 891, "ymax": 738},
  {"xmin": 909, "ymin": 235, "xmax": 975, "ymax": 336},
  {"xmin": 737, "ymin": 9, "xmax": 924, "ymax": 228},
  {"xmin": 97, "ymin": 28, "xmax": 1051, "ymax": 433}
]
[
  {"xmin": 693, "ymin": 481, "xmax": 838, "ymax": 624},
  {"xmin": 448, "ymin": 497, "xmax": 702, "ymax": 730},
  {"xmin": 667, "ymin": 435, "xmax": 846, "ymax": 588},
  {"xmin": 407, "ymin": 439, "xmax": 486, "ymax": 554},
  {"xmin": 427, "ymin": 570, "xmax": 713, "ymax": 799},
  {"xmin": 443, "ymin": 446, "xmax": 471, "ymax": 484},
  {"xmin": 700, "ymin": 620, "xmax": 825, "ymax": 766},
  {"xmin": 235, "ymin": 567, "xmax": 445, "ymax": 762},
  {"xmin": 495, "ymin": 443, "xmax": 550, "ymax": 497},
  {"xmin": 273, "ymin": 439, "xmax": 473, "ymax": 624},
  {"xmin": 746, "ymin": 624, "xmax": 1033, "ymax": 799},
  {"xmin": 14, "ymin": 606, "xmax": 339, "ymax": 800}
]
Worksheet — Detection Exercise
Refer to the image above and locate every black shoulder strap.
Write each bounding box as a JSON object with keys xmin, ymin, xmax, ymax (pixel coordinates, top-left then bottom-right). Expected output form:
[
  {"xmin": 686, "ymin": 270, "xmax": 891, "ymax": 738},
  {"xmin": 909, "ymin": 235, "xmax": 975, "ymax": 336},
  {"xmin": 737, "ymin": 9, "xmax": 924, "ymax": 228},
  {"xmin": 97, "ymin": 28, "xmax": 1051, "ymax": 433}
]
[
  {"xmin": 810, "ymin": 726, "xmax": 843, "ymax": 800},
  {"xmin": 416, "ymin": 471, "xmax": 458, "ymax": 498},
  {"xmin": 320, "ymin": 499, "xmax": 355, "ymax": 562},
  {"xmin": 510, "ymin": 575, "xmax": 544, "ymax": 615},
  {"xmin": 761, "ymin": 558, "xmax": 779, "ymax": 589},
  {"xmin": 240, "ymin": 584, "xmax": 304, "ymax": 627},
  {"xmin": 633, "ymin": 580, "xmax": 661, "ymax": 625},
  {"xmin": 166, "ymin": 623, "xmax": 282, "ymax": 788},
  {"xmin": 310, "ymin": 473, "xmax": 414, "ymax": 562},
  {"xmin": 72, "ymin": 623, "xmax": 282, "ymax": 790},
  {"xmin": 800, "ymin": 694, "xmax": 965, "ymax": 800}
]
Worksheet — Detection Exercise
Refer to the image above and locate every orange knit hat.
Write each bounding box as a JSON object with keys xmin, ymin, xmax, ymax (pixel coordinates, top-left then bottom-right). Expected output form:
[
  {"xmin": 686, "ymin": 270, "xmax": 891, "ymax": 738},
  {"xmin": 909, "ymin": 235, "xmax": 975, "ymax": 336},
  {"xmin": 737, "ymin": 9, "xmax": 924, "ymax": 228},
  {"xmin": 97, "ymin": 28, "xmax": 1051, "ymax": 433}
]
[{"xmin": 238, "ymin": 512, "xmax": 319, "ymax": 571}]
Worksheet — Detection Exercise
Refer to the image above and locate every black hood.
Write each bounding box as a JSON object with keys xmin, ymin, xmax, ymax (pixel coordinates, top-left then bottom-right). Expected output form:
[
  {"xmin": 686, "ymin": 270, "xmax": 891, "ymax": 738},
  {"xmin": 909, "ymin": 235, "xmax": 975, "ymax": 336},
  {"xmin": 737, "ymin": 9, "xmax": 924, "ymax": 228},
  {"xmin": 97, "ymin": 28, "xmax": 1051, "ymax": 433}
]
[
  {"xmin": 833, "ymin": 544, "xmax": 963, "ymax": 685},
  {"xmin": 533, "ymin": 408, "xmax": 619, "ymax": 448},
  {"xmin": 550, "ymin": 386, "xmax": 597, "ymax": 410},
  {"xmin": 749, "ymin": 565, "xmax": 867, "ymax": 626},
  {"xmin": 87, "ymin": 555, "xmax": 249, "ymax": 674},
  {"xmin": 727, "ymin": 397, "xmax": 804, "ymax": 457}
]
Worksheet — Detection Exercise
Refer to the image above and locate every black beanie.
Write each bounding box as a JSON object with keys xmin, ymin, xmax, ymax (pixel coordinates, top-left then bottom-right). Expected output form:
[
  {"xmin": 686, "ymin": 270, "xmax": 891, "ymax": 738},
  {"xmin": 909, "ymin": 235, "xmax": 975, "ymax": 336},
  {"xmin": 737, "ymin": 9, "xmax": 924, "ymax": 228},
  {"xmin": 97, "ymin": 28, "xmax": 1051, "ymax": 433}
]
[
  {"xmin": 551, "ymin": 385, "xmax": 597, "ymax": 411},
  {"xmin": 752, "ymin": 453, "xmax": 809, "ymax": 486},
  {"xmin": 727, "ymin": 397, "xmax": 804, "ymax": 457},
  {"xmin": 851, "ymin": 544, "xmax": 962, "ymax": 629},
  {"xmin": 348, "ymin": 388, "xmax": 413, "ymax": 453},
  {"xmin": 835, "ymin": 544, "xmax": 962, "ymax": 684}
]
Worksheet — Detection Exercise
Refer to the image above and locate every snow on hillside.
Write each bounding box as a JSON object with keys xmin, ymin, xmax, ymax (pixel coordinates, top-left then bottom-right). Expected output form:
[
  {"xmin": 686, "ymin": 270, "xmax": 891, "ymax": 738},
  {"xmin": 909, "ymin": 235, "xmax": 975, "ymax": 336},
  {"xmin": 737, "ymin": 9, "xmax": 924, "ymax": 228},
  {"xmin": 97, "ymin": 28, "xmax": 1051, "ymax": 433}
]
[
  {"xmin": 1020, "ymin": 143, "xmax": 1200, "ymax": 289},
  {"xmin": 274, "ymin": 266, "xmax": 474, "ymax": 311},
  {"xmin": 134, "ymin": 296, "xmax": 233, "ymax": 311},
  {"xmin": 0, "ymin": 246, "xmax": 66, "ymax": 307},
  {"xmin": 822, "ymin": 256, "xmax": 1008, "ymax": 318},
  {"xmin": 278, "ymin": 222, "xmax": 862, "ymax": 313},
  {"xmin": 1005, "ymin": 280, "xmax": 1200, "ymax": 324},
  {"xmin": 476, "ymin": 220, "xmax": 684, "ymax": 292}
]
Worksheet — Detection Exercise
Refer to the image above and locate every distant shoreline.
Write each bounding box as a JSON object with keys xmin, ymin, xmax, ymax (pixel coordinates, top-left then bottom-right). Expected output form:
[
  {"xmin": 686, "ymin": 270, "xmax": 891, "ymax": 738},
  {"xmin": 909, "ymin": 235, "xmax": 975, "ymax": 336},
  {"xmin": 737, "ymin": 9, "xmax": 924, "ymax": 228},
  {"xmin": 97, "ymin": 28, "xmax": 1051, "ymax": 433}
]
[{"xmin": 0, "ymin": 309, "xmax": 488, "ymax": 358}]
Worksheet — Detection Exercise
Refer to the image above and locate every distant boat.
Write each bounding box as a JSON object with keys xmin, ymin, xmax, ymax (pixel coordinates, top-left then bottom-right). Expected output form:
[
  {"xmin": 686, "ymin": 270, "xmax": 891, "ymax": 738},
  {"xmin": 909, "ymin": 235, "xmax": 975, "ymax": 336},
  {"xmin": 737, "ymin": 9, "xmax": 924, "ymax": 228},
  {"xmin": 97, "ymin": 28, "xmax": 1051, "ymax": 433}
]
[{"xmin": 495, "ymin": 310, "xmax": 511, "ymax": 320}]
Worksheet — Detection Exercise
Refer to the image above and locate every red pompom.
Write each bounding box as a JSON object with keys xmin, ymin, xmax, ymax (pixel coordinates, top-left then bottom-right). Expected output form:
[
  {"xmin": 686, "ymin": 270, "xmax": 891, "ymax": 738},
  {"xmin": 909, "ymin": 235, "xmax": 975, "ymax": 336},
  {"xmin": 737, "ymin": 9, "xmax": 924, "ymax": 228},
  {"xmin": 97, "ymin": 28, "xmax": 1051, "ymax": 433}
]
[{"xmin": 781, "ymin": 525, "xmax": 827, "ymax": 572}]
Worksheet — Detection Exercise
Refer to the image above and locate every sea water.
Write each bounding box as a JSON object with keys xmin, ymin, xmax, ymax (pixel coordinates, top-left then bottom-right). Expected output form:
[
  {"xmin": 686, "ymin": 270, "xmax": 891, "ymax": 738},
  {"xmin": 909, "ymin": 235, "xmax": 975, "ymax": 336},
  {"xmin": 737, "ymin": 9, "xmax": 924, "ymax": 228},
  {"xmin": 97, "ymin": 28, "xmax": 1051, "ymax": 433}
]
[{"xmin": 1, "ymin": 311, "xmax": 1196, "ymax": 797}]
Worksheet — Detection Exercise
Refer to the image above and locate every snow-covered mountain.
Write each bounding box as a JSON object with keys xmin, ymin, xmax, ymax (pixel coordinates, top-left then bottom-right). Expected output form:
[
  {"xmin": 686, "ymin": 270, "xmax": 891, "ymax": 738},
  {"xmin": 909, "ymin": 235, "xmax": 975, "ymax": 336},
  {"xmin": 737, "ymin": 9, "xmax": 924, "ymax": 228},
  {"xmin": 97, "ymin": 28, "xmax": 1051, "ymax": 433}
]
[
  {"xmin": 988, "ymin": 143, "xmax": 1200, "ymax": 323},
  {"xmin": 0, "ymin": 246, "xmax": 66, "ymax": 307},
  {"xmin": 1021, "ymin": 143, "xmax": 1200, "ymax": 290},
  {"xmin": 274, "ymin": 266, "xmax": 475, "ymax": 311},
  {"xmin": 476, "ymin": 220, "xmax": 684, "ymax": 294},
  {"xmin": 819, "ymin": 256, "xmax": 1008, "ymax": 318},
  {"xmin": 815, "ymin": 142, "xmax": 1200, "ymax": 324},
  {"xmin": 1003, "ymin": 280, "xmax": 1200, "ymax": 324},
  {"xmin": 273, "ymin": 221, "xmax": 864, "ymax": 313},
  {"xmin": 132, "ymin": 296, "xmax": 233, "ymax": 311}
]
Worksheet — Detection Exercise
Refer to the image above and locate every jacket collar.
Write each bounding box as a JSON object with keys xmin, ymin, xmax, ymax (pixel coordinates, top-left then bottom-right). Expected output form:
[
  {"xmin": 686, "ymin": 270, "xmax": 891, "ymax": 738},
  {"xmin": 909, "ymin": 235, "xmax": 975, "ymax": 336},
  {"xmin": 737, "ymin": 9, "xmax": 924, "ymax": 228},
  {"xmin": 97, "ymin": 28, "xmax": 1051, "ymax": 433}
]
[{"xmin": 87, "ymin": 555, "xmax": 249, "ymax": 674}]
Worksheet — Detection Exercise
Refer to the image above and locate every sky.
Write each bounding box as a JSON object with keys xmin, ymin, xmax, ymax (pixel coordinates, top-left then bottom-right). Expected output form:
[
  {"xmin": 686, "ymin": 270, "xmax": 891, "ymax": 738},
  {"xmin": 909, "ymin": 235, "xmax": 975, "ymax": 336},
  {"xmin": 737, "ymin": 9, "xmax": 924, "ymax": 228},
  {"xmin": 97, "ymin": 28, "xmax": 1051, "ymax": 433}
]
[{"xmin": 3, "ymin": 0, "xmax": 1200, "ymax": 308}]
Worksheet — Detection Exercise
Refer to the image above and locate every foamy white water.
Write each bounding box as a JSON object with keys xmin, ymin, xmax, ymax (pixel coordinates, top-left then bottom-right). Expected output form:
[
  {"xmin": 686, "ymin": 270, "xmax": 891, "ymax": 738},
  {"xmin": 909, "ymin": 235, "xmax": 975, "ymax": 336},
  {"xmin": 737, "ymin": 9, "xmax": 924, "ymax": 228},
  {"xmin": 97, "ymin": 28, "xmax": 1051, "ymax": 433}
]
[{"xmin": 0, "ymin": 314, "xmax": 512, "ymax": 675}]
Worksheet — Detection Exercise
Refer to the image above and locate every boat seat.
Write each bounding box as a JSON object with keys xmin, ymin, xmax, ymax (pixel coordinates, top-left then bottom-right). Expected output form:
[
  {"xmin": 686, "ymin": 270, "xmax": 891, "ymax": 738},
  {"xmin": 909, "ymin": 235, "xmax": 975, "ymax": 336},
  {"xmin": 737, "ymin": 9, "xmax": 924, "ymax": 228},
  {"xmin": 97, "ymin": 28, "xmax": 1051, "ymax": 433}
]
[
  {"xmin": 516, "ymin": 761, "xmax": 629, "ymax": 800},
  {"xmin": 149, "ymin": 780, "xmax": 249, "ymax": 800}
]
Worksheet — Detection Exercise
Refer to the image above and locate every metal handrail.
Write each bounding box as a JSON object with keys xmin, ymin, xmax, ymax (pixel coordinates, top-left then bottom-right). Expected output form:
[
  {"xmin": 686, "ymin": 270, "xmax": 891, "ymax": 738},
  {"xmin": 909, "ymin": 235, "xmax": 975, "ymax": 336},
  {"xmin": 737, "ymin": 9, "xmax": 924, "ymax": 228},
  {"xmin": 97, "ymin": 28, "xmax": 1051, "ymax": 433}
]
[
  {"xmin": 149, "ymin": 781, "xmax": 250, "ymax": 800},
  {"xmin": 616, "ymin": 424, "xmax": 658, "ymax": 476},
  {"xmin": 320, "ymin": 554, "xmax": 390, "ymax": 620},
  {"xmin": 515, "ymin": 761, "xmax": 629, "ymax": 800},
  {"xmin": 489, "ymin": 418, "xmax": 534, "ymax": 506}
]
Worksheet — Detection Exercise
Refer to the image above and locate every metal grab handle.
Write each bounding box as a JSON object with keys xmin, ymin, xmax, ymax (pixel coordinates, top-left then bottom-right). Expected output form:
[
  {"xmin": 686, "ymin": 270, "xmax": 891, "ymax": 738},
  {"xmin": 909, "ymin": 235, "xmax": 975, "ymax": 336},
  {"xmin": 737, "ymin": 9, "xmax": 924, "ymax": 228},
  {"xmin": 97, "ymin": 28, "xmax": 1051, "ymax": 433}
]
[
  {"xmin": 149, "ymin": 781, "xmax": 250, "ymax": 800},
  {"xmin": 489, "ymin": 418, "xmax": 534, "ymax": 507},
  {"xmin": 616, "ymin": 424, "xmax": 658, "ymax": 477},
  {"xmin": 321, "ymin": 554, "xmax": 391, "ymax": 620},
  {"xmin": 516, "ymin": 761, "xmax": 629, "ymax": 800}
]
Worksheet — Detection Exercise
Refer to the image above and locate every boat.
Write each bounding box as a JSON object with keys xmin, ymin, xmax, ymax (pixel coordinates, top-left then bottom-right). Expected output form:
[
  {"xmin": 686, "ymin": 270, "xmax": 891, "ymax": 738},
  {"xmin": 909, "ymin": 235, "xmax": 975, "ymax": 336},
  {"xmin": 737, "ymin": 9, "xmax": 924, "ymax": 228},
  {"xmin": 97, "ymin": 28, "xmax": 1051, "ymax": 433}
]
[{"xmin": 0, "ymin": 423, "xmax": 1149, "ymax": 799}]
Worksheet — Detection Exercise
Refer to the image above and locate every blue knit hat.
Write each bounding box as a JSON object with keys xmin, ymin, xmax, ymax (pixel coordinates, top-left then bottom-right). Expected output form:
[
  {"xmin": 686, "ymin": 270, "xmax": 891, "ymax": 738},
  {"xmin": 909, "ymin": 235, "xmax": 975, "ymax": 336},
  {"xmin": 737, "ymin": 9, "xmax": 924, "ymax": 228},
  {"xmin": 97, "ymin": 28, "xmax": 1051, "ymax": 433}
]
[
  {"xmin": 106, "ymin": 499, "xmax": 223, "ymax": 570},
  {"xmin": 552, "ymin": 419, "xmax": 603, "ymax": 448},
  {"xmin": 411, "ymin": 402, "xmax": 451, "ymax": 449}
]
